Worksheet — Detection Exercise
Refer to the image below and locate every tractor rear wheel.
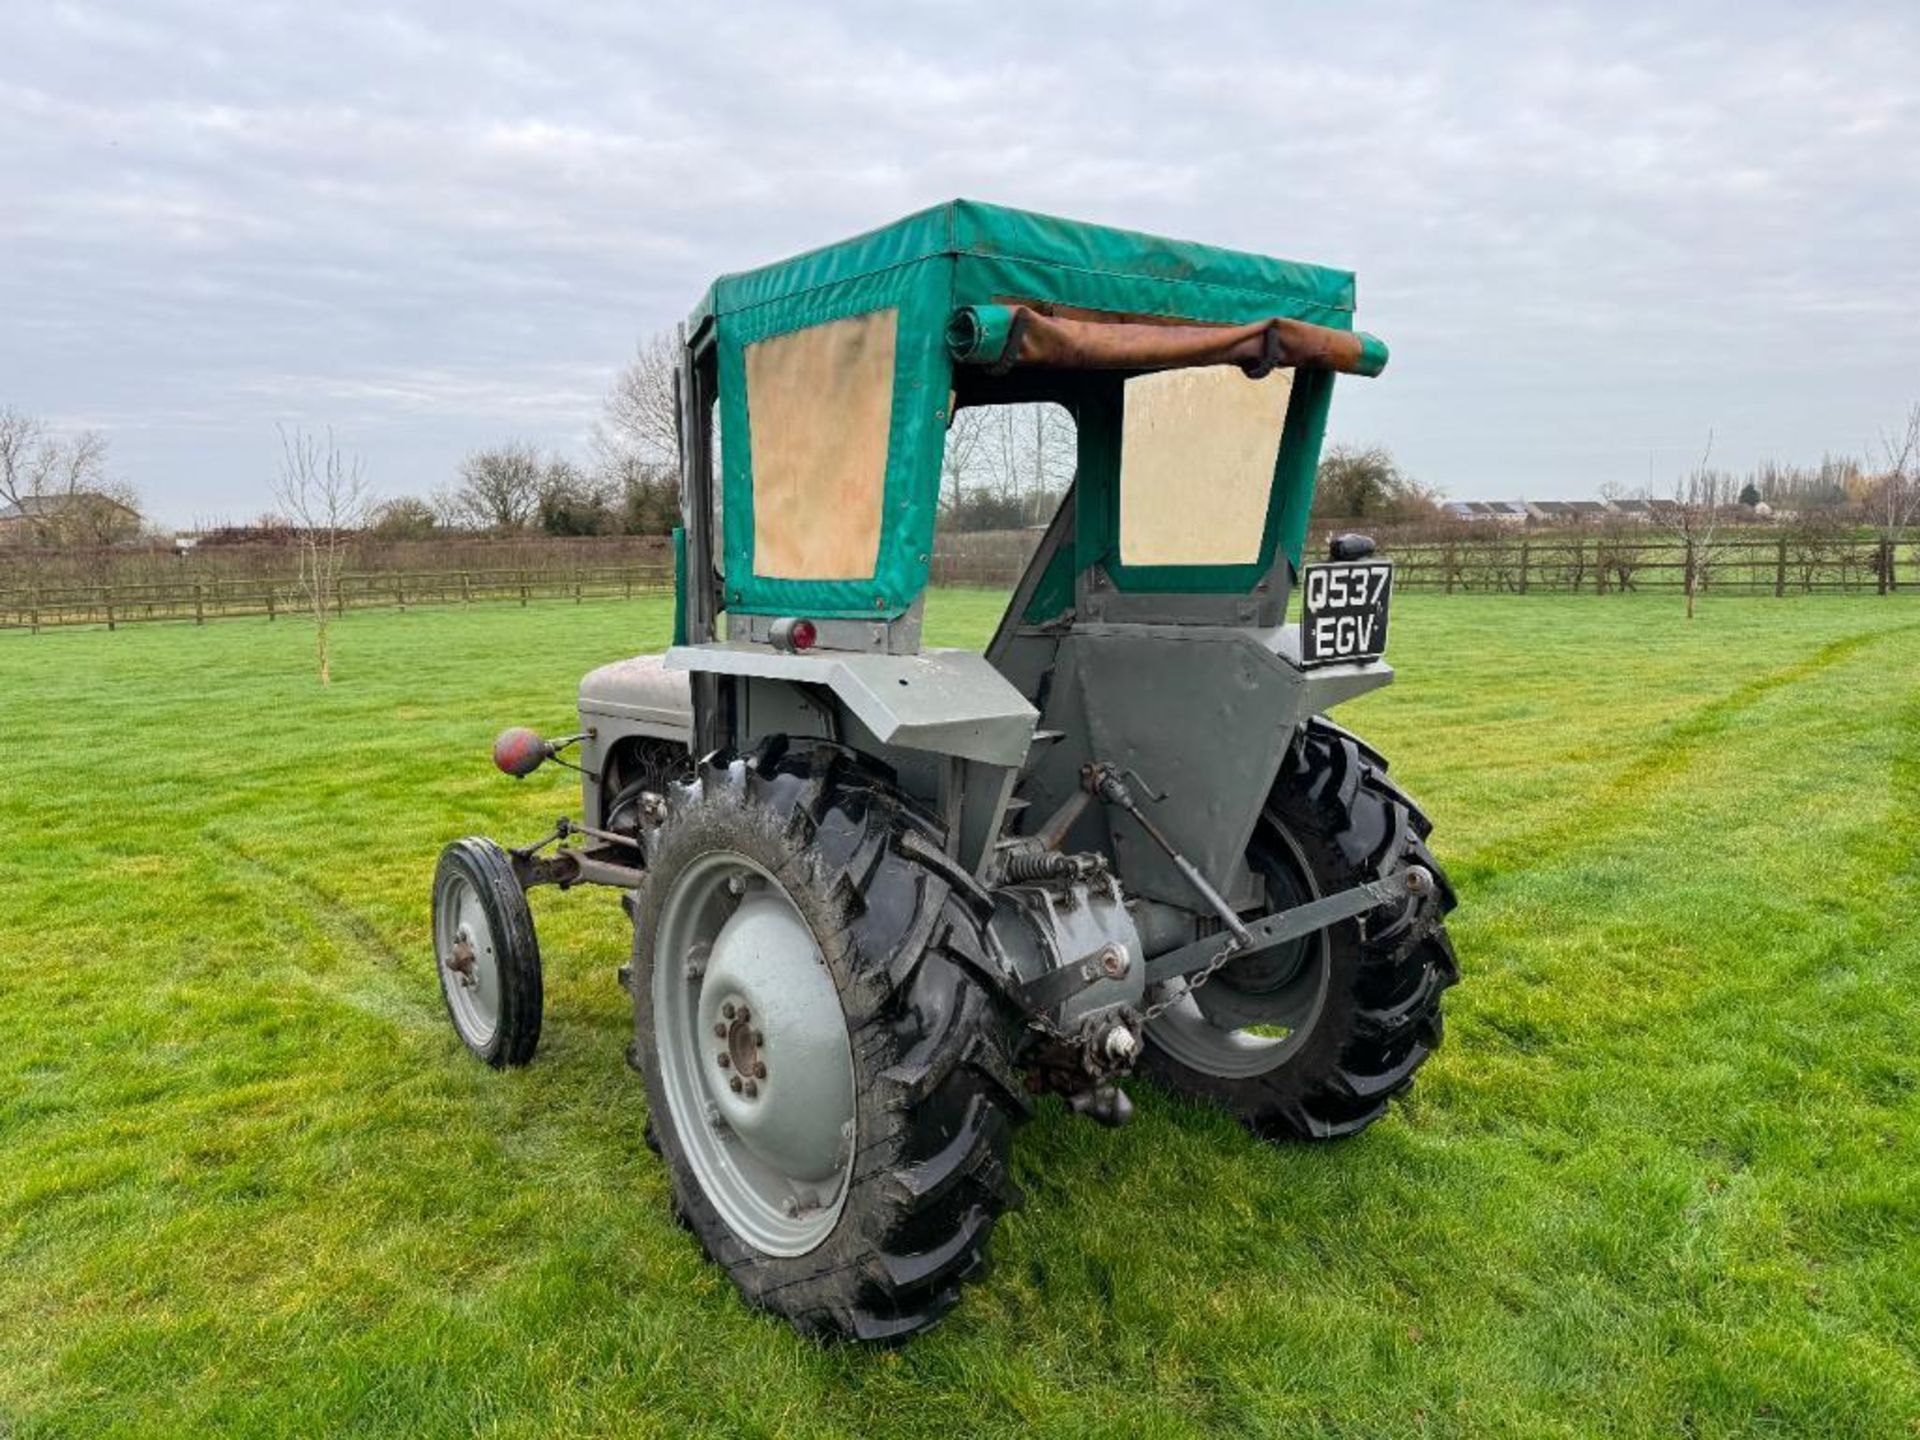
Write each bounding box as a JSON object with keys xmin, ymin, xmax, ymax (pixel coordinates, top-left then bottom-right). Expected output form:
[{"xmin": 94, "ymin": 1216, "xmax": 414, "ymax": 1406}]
[
  {"xmin": 631, "ymin": 747, "xmax": 1029, "ymax": 1342},
  {"xmin": 1140, "ymin": 718, "xmax": 1457, "ymax": 1139}
]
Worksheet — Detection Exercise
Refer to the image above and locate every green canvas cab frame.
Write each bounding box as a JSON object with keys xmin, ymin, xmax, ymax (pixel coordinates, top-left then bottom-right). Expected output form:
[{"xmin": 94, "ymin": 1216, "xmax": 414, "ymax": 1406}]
[{"xmin": 679, "ymin": 199, "xmax": 1387, "ymax": 639}]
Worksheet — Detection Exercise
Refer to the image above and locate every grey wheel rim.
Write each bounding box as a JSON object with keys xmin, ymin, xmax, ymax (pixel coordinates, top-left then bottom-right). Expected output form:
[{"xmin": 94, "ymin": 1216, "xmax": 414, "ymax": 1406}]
[
  {"xmin": 1145, "ymin": 820, "xmax": 1332, "ymax": 1080},
  {"xmin": 653, "ymin": 850, "xmax": 856, "ymax": 1257},
  {"xmin": 436, "ymin": 870, "xmax": 501, "ymax": 1050}
]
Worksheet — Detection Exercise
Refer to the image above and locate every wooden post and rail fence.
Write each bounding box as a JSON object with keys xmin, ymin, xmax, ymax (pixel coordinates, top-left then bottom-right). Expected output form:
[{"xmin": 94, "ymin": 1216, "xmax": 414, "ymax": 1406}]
[
  {"xmin": 925, "ymin": 531, "xmax": 1914, "ymax": 597},
  {"xmin": 2, "ymin": 534, "xmax": 1914, "ymax": 633},
  {"xmin": 0, "ymin": 562, "xmax": 673, "ymax": 633}
]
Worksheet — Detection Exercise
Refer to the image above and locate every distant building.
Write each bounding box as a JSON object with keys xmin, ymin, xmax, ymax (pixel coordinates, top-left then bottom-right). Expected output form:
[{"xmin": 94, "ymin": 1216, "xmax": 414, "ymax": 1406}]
[
  {"xmin": 0, "ymin": 491, "xmax": 142, "ymax": 543},
  {"xmin": 1439, "ymin": 496, "xmax": 1691, "ymax": 527},
  {"xmin": 1526, "ymin": 499, "xmax": 1611, "ymax": 523},
  {"xmin": 1440, "ymin": 499, "xmax": 1530, "ymax": 525}
]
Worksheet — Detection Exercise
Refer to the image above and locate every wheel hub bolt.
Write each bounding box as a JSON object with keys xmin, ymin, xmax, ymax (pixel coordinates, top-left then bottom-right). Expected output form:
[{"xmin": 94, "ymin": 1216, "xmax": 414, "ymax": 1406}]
[
  {"xmin": 736, "ymin": 1006, "xmax": 751, "ymax": 1023},
  {"xmin": 716, "ymin": 1053, "xmax": 730, "ymax": 1069},
  {"xmin": 742, "ymin": 1079, "xmax": 759, "ymax": 1098},
  {"xmin": 713, "ymin": 1022, "xmax": 728, "ymax": 1038},
  {"xmin": 722, "ymin": 1002, "xmax": 736, "ymax": 1020},
  {"xmin": 729, "ymin": 1075, "xmax": 743, "ymax": 1093},
  {"xmin": 752, "ymin": 1061, "xmax": 767, "ymax": 1080}
]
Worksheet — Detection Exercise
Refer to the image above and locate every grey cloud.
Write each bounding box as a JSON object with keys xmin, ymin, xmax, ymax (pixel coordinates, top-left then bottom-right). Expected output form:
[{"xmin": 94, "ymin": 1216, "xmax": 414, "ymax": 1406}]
[{"xmin": 2, "ymin": 0, "xmax": 1916, "ymax": 522}]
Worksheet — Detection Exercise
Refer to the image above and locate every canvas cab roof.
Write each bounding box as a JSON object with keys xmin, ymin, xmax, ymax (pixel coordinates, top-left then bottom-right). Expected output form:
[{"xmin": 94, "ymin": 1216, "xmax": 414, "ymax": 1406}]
[{"xmin": 688, "ymin": 199, "xmax": 1358, "ymax": 335}]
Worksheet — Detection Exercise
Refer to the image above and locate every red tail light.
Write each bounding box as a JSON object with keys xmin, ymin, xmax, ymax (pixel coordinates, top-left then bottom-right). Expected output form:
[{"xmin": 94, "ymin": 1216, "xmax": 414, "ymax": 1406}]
[{"xmin": 770, "ymin": 617, "xmax": 818, "ymax": 653}]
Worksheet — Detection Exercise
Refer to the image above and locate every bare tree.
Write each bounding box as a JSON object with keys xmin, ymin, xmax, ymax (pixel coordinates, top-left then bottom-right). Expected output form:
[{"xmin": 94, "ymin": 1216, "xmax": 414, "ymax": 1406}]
[
  {"xmin": 1784, "ymin": 508, "xmax": 1850, "ymax": 593},
  {"xmin": 940, "ymin": 407, "xmax": 989, "ymax": 521},
  {"xmin": 593, "ymin": 331, "xmax": 682, "ymax": 477},
  {"xmin": 934, "ymin": 402, "xmax": 1076, "ymax": 532},
  {"xmin": 448, "ymin": 441, "xmax": 544, "ymax": 531},
  {"xmin": 1644, "ymin": 434, "xmax": 1735, "ymax": 619},
  {"xmin": 1870, "ymin": 402, "xmax": 1920, "ymax": 590},
  {"xmin": 1595, "ymin": 511, "xmax": 1648, "ymax": 592},
  {"xmin": 980, "ymin": 402, "xmax": 1074, "ymax": 526},
  {"xmin": 272, "ymin": 426, "xmax": 372, "ymax": 686}
]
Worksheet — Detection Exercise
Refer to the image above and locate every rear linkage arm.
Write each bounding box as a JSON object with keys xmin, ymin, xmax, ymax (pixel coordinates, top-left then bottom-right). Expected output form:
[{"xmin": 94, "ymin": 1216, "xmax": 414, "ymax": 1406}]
[
  {"xmin": 1142, "ymin": 867, "xmax": 1433, "ymax": 988},
  {"xmin": 1013, "ymin": 761, "xmax": 1432, "ymax": 1015}
]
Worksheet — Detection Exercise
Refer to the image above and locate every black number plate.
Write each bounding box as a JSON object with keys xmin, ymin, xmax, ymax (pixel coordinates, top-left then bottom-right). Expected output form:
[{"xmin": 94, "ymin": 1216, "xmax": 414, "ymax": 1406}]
[{"xmin": 1300, "ymin": 561, "xmax": 1393, "ymax": 666}]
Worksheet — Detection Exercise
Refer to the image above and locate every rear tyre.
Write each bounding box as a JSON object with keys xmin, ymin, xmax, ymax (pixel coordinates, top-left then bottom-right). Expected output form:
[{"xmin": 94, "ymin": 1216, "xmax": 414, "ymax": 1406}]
[
  {"xmin": 1141, "ymin": 718, "xmax": 1457, "ymax": 1139},
  {"xmin": 432, "ymin": 838, "xmax": 543, "ymax": 1067},
  {"xmin": 632, "ymin": 747, "xmax": 1029, "ymax": 1342}
]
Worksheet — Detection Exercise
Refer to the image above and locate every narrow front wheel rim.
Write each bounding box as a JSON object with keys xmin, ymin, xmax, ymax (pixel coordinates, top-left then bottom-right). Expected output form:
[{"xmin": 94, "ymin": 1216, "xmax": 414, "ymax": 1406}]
[{"xmin": 435, "ymin": 871, "xmax": 502, "ymax": 1050}]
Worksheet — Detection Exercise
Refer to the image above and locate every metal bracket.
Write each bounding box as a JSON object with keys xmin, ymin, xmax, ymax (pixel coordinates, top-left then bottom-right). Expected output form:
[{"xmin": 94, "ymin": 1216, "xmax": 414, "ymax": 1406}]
[
  {"xmin": 1143, "ymin": 866, "xmax": 1432, "ymax": 986},
  {"xmin": 1008, "ymin": 942, "xmax": 1130, "ymax": 1016},
  {"xmin": 506, "ymin": 816, "xmax": 647, "ymax": 893}
]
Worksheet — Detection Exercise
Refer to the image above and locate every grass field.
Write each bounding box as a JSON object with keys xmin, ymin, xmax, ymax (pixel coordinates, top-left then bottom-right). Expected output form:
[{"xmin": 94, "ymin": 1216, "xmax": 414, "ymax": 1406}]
[{"xmin": 3, "ymin": 591, "xmax": 1918, "ymax": 1438}]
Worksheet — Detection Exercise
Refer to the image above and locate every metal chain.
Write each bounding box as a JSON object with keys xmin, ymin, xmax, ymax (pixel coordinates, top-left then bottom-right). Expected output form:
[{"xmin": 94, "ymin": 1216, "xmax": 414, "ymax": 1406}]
[
  {"xmin": 1136, "ymin": 934, "xmax": 1243, "ymax": 1026},
  {"xmin": 1023, "ymin": 932, "xmax": 1244, "ymax": 1044}
]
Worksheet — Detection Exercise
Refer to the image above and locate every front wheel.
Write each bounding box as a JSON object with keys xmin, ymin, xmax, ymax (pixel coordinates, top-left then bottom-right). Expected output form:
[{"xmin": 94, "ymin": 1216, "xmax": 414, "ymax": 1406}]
[
  {"xmin": 432, "ymin": 838, "xmax": 543, "ymax": 1067},
  {"xmin": 1141, "ymin": 718, "xmax": 1458, "ymax": 1139}
]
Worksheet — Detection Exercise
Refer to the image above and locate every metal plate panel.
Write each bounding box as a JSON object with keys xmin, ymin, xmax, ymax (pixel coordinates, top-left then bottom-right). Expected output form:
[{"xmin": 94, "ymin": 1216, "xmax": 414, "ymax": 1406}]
[{"xmin": 667, "ymin": 645, "xmax": 1037, "ymax": 766}]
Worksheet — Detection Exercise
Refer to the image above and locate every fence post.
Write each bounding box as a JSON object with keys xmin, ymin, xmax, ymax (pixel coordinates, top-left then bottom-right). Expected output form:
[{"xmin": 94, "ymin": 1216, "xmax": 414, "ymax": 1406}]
[
  {"xmin": 396, "ymin": 576, "xmax": 406, "ymax": 612},
  {"xmin": 1445, "ymin": 542, "xmax": 1456, "ymax": 595},
  {"xmin": 194, "ymin": 582, "xmax": 204, "ymax": 625},
  {"xmin": 624, "ymin": 569, "xmax": 632, "ymax": 601},
  {"xmin": 30, "ymin": 585, "xmax": 40, "ymax": 635},
  {"xmin": 1879, "ymin": 539, "xmax": 1892, "ymax": 596},
  {"xmin": 105, "ymin": 585, "xmax": 116, "ymax": 632},
  {"xmin": 1518, "ymin": 542, "xmax": 1530, "ymax": 595},
  {"xmin": 520, "ymin": 570, "xmax": 529, "ymax": 607},
  {"xmin": 1774, "ymin": 538, "xmax": 1787, "ymax": 598},
  {"xmin": 267, "ymin": 585, "xmax": 276, "ymax": 622},
  {"xmin": 575, "ymin": 572, "xmax": 583, "ymax": 604},
  {"xmin": 461, "ymin": 570, "xmax": 471, "ymax": 604}
]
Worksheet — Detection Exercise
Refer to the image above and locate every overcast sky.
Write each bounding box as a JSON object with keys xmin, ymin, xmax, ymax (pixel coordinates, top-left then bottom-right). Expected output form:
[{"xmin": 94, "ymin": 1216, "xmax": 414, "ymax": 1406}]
[{"xmin": 3, "ymin": 1, "xmax": 1916, "ymax": 524}]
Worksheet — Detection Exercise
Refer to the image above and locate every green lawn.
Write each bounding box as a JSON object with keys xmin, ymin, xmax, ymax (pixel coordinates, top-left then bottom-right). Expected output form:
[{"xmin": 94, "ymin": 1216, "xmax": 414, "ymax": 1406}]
[{"xmin": 2, "ymin": 592, "xmax": 1917, "ymax": 1438}]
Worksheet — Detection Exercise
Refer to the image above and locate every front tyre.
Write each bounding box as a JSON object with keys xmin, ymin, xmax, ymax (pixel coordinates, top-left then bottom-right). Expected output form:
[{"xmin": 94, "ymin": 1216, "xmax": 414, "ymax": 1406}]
[
  {"xmin": 1141, "ymin": 718, "xmax": 1458, "ymax": 1139},
  {"xmin": 432, "ymin": 838, "xmax": 543, "ymax": 1067},
  {"xmin": 632, "ymin": 749, "xmax": 1029, "ymax": 1342}
]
